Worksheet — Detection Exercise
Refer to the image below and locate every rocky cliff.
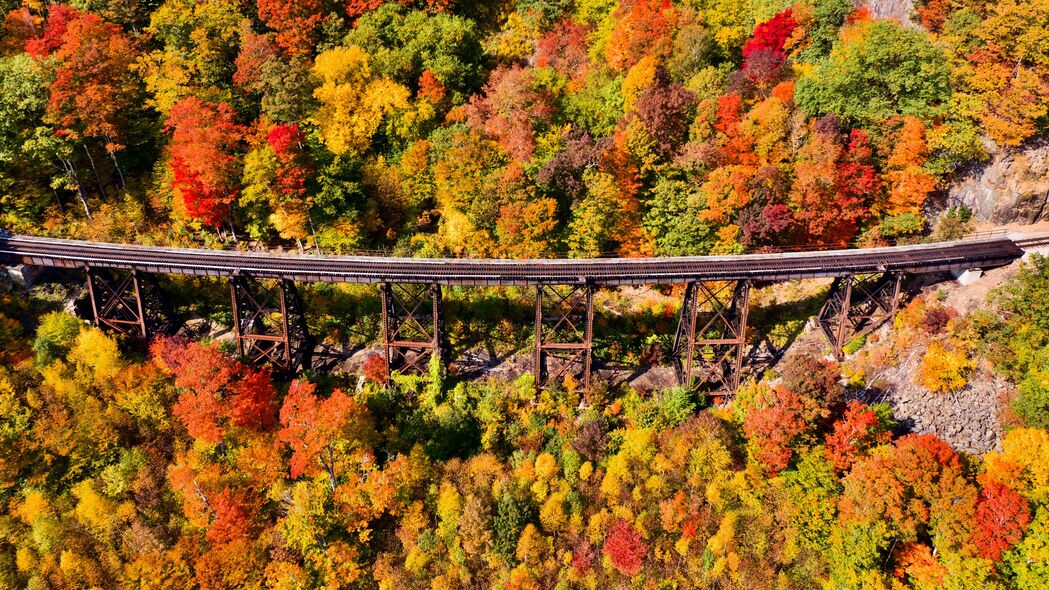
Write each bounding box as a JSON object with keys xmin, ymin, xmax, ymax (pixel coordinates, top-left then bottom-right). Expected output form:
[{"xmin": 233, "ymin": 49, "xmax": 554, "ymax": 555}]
[
  {"xmin": 863, "ymin": 0, "xmax": 918, "ymax": 28},
  {"xmin": 949, "ymin": 142, "xmax": 1049, "ymax": 225}
]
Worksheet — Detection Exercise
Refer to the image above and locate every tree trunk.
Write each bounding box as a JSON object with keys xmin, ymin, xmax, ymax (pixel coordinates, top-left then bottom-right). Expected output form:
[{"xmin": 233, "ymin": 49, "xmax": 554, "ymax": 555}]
[
  {"xmin": 105, "ymin": 138, "xmax": 126, "ymax": 190},
  {"xmin": 325, "ymin": 445, "xmax": 337, "ymax": 492},
  {"xmin": 51, "ymin": 185, "xmax": 64, "ymax": 212},
  {"xmin": 61, "ymin": 158, "xmax": 91, "ymax": 219},
  {"xmin": 82, "ymin": 142, "xmax": 107, "ymax": 199},
  {"xmin": 193, "ymin": 480, "xmax": 217, "ymax": 520},
  {"xmin": 308, "ymin": 211, "xmax": 322, "ymax": 255}
]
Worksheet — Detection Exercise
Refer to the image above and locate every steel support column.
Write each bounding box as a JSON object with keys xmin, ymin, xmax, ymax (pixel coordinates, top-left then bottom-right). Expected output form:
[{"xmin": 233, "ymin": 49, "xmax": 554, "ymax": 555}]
[
  {"xmin": 535, "ymin": 284, "xmax": 594, "ymax": 392},
  {"xmin": 230, "ymin": 275, "xmax": 310, "ymax": 372},
  {"xmin": 673, "ymin": 281, "xmax": 751, "ymax": 394},
  {"xmin": 818, "ymin": 272, "xmax": 905, "ymax": 360},
  {"xmin": 381, "ymin": 282, "xmax": 444, "ymax": 377},
  {"xmin": 85, "ymin": 267, "xmax": 167, "ymax": 338}
]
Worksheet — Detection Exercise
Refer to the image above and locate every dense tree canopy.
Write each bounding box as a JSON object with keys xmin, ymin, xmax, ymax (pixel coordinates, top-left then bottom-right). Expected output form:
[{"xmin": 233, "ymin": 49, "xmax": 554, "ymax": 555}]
[
  {"xmin": 0, "ymin": 1, "xmax": 1048, "ymax": 586},
  {"xmin": 0, "ymin": 258, "xmax": 1046, "ymax": 587},
  {"xmin": 0, "ymin": 0, "xmax": 1046, "ymax": 253},
  {"xmin": 795, "ymin": 19, "xmax": 952, "ymax": 124}
]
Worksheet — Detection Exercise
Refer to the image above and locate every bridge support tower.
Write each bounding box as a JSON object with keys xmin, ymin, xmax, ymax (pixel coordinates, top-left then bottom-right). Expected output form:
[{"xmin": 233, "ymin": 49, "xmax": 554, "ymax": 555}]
[
  {"xmin": 381, "ymin": 283, "xmax": 445, "ymax": 377},
  {"xmin": 818, "ymin": 272, "xmax": 905, "ymax": 360},
  {"xmin": 673, "ymin": 281, "xmax": 751, "ymax": 395},
  {"xmin": 230, "ymin": 276, "xmax": 310, "ymax": 373},
  {"xmin": 85, "ymin": 267, "xmax": 168, "ymax": 339},
  {"xmin": 535, "ymin": 284, "xmax": 594, "ymax": 392}
]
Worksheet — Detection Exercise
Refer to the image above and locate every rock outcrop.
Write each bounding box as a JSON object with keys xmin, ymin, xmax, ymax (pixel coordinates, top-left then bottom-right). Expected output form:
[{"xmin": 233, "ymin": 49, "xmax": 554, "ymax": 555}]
[
  {"xmin": 949, "ymin": 141, "xmax": 1049, "ymax": 225},
  {"xmin": 863, "ymin": 0, "xmax": 918, "ymax": 28}
]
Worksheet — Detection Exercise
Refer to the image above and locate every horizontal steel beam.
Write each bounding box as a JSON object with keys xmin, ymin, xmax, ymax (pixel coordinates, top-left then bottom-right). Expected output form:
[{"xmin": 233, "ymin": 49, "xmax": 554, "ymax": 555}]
[{"xmin": 0, "ymin": 235, "xmax": 1024, "ymax": 287}]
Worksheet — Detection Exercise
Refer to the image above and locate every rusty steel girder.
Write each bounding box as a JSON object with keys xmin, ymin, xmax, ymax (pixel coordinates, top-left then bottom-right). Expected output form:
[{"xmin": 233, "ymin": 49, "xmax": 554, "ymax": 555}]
[
  {"xmin": 230, "ymin": 275, "xmax": 310, "ymax": 372},
  {"xmin": 85, "ymin": 267, "xmax": 168, "ymax": 339},
  {"xmin": 534, "ymin": 284, "xmax": 594, "ymax": 392},
  {"xmin": 673, "ymin": 281, "xmax": 751, "ymax": 395},
  {"xmin": 381, "ymin": 282, "xmax": 445, "ymax": 377},
  {"xmin": 818, "ymin": 272, "xmax": 904, "ymax": 360}
]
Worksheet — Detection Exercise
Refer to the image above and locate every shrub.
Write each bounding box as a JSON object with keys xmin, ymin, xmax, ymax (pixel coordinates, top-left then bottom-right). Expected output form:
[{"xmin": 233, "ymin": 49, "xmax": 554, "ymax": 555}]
[
  {"xmin": 879, "ymin": 213, "xmax": 925, "ymax": 237},
  {"xmin": 362, "ymin": 353, "xmax": 388, "ymax": 384},
  {"xmin": 779, "ymin": 354, "xmax": 844, "ymax": 408},
  {"xmin": 931, "ymin": 206, "xmax": 973, "ymax": 241},
  {"xmin": 917, "ymin": 341, "xmax": 973, "ymax": 393},
  {"xmin": 1013, "ymin": 366, "xmax": 1049, "ymax": 429},
  {"xmin": 32, "ymin": 311, "xmax": 82, "ymax": 365},
  {"xmin": 842, "ymin": 334, "xmax": 866, "ymax": 356},
  {"xmin": 623, "ymin": 386, "xmax": 697, "ymax": 430},
  {"xmin": 920, "ymin": 306, "xmax": 957, "ymax": 335}
]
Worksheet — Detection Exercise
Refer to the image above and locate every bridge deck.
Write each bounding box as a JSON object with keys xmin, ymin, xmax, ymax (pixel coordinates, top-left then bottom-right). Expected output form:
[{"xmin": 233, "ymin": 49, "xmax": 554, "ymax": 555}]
[{"xmin": 0, "ymin": 235, "xmax": 1025, "ymax": 286}]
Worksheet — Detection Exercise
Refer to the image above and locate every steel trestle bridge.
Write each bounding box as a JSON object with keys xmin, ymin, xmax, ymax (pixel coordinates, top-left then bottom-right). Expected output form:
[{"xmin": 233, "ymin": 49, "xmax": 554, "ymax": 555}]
[{"xmin": 0, "ymin": 233, "xmax": 1032, "ymax": 393}]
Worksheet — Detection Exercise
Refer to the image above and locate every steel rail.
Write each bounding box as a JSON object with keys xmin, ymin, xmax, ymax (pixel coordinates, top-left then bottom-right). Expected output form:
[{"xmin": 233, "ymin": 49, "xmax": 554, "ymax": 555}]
[{"xmin": 0, "ymin": 234, "xmax": 1025, "ymax": 286}]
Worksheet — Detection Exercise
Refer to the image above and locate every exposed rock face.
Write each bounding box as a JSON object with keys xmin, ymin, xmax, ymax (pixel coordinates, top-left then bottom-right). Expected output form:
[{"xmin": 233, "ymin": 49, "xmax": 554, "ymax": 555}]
[
  {"xmin": 863, "ymin": 0, "xmax": 918, "ymax": 28},
  {"xmin": 850, "ymin": 333, "xmax": 1006, "ymax": 455},
  {"xmin": 879, "ymin": 364, "xmax": 1006, "ymax": 455},
  {"xmin": 949, "ymin": 142, "xmax": 1049, "ymax": 225}
]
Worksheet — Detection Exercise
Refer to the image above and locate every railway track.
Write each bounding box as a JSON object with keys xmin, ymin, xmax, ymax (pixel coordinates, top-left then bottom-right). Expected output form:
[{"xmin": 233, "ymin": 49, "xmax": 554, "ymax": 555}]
[
  {"xmin": 0, "ymin": 234, "xmax": 1027, "ymax": 286},
  {"xmin": 1012, "ymin": 234, "xmax": 1049, "ymax": 249}
]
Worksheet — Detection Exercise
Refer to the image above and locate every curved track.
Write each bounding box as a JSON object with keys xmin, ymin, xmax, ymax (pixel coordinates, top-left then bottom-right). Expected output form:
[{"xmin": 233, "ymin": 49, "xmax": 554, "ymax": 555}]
[{"xmin": 0, "ymin": 234, "xmax": 1025, "ymax": 286}]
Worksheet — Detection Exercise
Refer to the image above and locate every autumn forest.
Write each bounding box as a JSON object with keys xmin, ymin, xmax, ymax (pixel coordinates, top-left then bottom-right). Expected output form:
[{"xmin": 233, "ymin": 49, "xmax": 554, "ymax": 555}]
[{"xmin": 1, "ymin": 0, "xmax": 1049, "ymax": 588}]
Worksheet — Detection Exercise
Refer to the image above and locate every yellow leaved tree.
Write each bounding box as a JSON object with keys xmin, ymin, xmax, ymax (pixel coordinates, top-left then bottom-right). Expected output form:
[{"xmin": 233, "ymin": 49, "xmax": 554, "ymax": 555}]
[{"xmin": 311, "ymin": 46, "xmax": 410, "ymax": 157}]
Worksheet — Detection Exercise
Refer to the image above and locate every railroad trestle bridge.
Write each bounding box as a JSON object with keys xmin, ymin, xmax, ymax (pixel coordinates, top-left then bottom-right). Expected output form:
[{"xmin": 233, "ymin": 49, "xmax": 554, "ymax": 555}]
[{"xmin": 0, "ymin": 234, "xmax": 1031, "ymax": 394}]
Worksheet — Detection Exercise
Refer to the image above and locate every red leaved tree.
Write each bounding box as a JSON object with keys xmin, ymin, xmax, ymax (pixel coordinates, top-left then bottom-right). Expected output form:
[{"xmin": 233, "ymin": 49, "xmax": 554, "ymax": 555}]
[
  {"xmin": 710, "ymin": 93, "xmax": 757, "ymax": 167},
  {"xmin": 257, "ymin": 0, "xmax": 323, "ymax": 57},
  {"xmin": 743, "ymin": 386, "xmax": 824, "ymax": 475},
  {"xmin": 345, "ymin": 0, "xmax": 384, "ymax": 23},
  {"xmin": 791, "ymin": 124, "xmax": 875, "ymax": 245},
  {"xmin": 46, "ymin": 12, "xmax": 138, "ymax": 186},
  {"xmin": 840, "ymin": 434, "xmax": 978, "ymax": 546},
  {"xmin": 165, "ymin": 97, "xmax": 245, "ymax": 227},
  {"xmin": 233, "ymin": 29, "xmax": 278, "ymax": 92},
  {"xmin": 972, "ymin": 481, "xmax": 1031, "ymax": 561},
  {"xmin": 24, "ymin": 4, "xmax": 81, "ymax": 57},
  {"xmin": 206, "ymin": 487, "xmax": 257, "ymax": 545},
  {"xmin": 417, "ymin": 70, "xmax": 447, "ymax": 103},
  {"xmin": 465, "ymin": 65, "xmax": 555, "ymax": 162},
  {"xmin": 892, "ymin": 542, "xmax": 946, "ymax": 586},
  {"xmin": 835, "ymin": 128, "xmax": 880, "ymax": 223},
  {"xmin": 882, "ymin": 117, "xmax": 935, "ymax": 217},
  {"xmin": 604, "ymin": 519, "xmax": 646, "ymax": 576},
  {"xmin": 825, "ymin": 401, "xmax": 893, "ymax": 471},
  {"xmin": 361, "ymin": 353, "xmax": 388, "ymax": 384},
  {"xmin": 743, "ymin": 9, "xmax": 796, "ymax": 61},
  {"xmin": 266, "ymin": 124, "xmax": 312, "ymax": 201},
  {"xmin": 277, "ymin": 379, "xmax": 373, "ymax": 490},
  {"xmin": 635, "ymin": 77, "xmax": 697, "ymax": 156},
  {"xmin": 151, "ymin": 338, "xmax": 277, "ymax": 443},
  {"xmin": 535, "ymin": 20, "xmax": 591, "ymax": 84},
  {"xmin": 605, "ymin": 0, "xmax": 677, "ymax": 71}
]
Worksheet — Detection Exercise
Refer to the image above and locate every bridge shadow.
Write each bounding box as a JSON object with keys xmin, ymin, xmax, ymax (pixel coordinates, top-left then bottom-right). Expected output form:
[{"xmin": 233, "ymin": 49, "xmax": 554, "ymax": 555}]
[
  {"xmin": 441, "ymin": 286, "xmax": 536, "ymax": 377},
  {"xmin": 741, "ymin": 285, "xmax": 832, "ymax": 373}
]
